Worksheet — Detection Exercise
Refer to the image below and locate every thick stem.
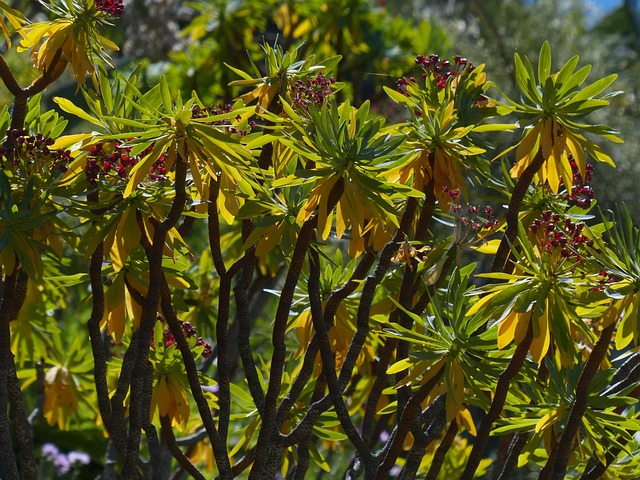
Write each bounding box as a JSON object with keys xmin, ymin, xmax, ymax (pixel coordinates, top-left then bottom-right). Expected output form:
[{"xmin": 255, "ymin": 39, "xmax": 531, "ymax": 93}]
[
  {"xmin": 161, "ymin": 415, "xmax": 206, "ymax": 480},
  {"xmin": 547, "ymin": 323, "xmax": 615, "ymax": 480},
  {"xmin": 276, "ymin": 251, "xmax": 375, "ymax": 428},
  {"xmin": 141, "ymin": 362, "xmax": 162, "ymax": 480},
  {"xmin": 122, "ymin": 155, "xmax": 188, "ymax": 478},
  {"xmin": 491, "ymin": 150, "xmax": 546, "ymax": 273},
  {"xmin": 160, "ymin": 279, "xmax": 232, "ymax": 478},
  {"xmin": 496, "ymin": 432, "xmax": 530, "ymax": 480},
  {"xmin": 375, "ymin": 366, "xmax": 445, "ymax": 479},
  {"xmin": 233, "ymin": 230, "xmax": 265, "ymax": 415},
  {"xmin": 425, "ymin": 420, "xmax": 459, "ymax": 480},
  {"xmin": 86, "ymin": 191, "xmax": 128, "ymax": 459},
  {"xmin": 339, "ymin": 197, "xmax": 419, "ymax": 391},
  {"xmin": 0, "ymin": 267, "xmax": 24, "ymax": 480},
  {"xmin": 0, "ymin": 54, "xmax": 21, "ymax": 96},
  {"xmin": 398, "ymin": 395, "xmax": 447, "ymax": 480},
  {"xmin": 459, "ymin": 321, "xmax": 534, "ymax": 480},
  {"xmin": 248, "ymin": 217, "xmax": 318, "ymax": 478},
  {"xmin": 308, "ymin": 249, "xmax": 371, "ymax": 462}
]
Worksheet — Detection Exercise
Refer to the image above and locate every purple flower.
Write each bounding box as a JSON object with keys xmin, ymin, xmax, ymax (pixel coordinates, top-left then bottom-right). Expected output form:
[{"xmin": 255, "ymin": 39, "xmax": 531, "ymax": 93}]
[
  {"xmin": 53, "ymin": 453, "xmax": 71, "ymax": 475},
  {"xmin": 68, "ymin": 450, "xmax": 91, "ymax": 466},
  {"xmin": 41, "ymin": 443, "xmax": 59, "ymax": 460}
]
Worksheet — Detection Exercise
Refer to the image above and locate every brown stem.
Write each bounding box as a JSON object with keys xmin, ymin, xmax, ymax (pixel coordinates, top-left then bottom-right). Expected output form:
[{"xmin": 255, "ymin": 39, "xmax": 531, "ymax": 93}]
[
  {"xmin": 0, "ymin": 266, "xmax": 20, "ymax": 480},
  {"xmin": 375, "ymin": 367, "xmax": 446, "ymax": 479},
  {"xmin": 161, "ymin": 415, "xmax": 206, "ymax": 480},
  {"xmin": 339, "ymin": 196, "xmax": 419, "ymax": 390},
  {"xmin": 23, "ymin": 49, "xmax": 66, "ymax": 97},
  {"xmin": 248, "ymin": 217, "xmax": 318, "ymax": 478},
  {"xmin": 207, "ymin": 178, "xmax": 227, "ymax": 276},
  {"xmin": 492, "ymin": 150, "xmax": 546, "ymax": 273},
  {"xmin": 398, "ymin": 395, "xmax": 448, "ymax": 480},
  {"xmin": 547, "ymin": 323, "xmax": 615, "ymax": 480},
  {"xmin": 249, "ymin": 180, "xmax": 344, "ymax": 478},
  {"xmin": 425, "ymin": 420, "xmax": 459, "ymax": 480},
  {"xmin": 496, "ymin": 432, "xmax": 530, "ymax": 480},
  {"xmin": 141, "ymin": 362, "xmax": 162, "ymax": 480},
  {"xmin": 0, "ymin": 54, "xmax": 21, "ymax": 96},
  {"xmin": 27, "ymin": 359, "xmax": 45, "ymax": 425},
  {"xmin": 160, "ymin": 278, "xmax": 232, "ymax": 477},
  {"xmin": 233, "ymin": 225, "xmax": 265, "ymax": 415},
  {"xmin": 459, "ymin": 321, "xmax": 534, "ymax": 480},
  {"xmin": 308, "ymin": 249, "xmax": 371, "ymax": 460},
  {"xmin": 276, "ymin": 250, "xmax": 375, "ymax": 428},
  {"xmin": 86, "ymin": 191, "xmax": 129, "ymax": 460},
  {"xmin": 122, "ymin": 155, "xmax": 189, "ymax": 478}
]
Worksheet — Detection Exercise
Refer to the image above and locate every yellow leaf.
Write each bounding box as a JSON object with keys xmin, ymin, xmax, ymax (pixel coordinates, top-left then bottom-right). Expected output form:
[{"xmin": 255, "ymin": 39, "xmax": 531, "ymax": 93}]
[
  {"xmin": 292, "ymin": 17, "xmax": 314, "ymax": 38},
  {"xmin": 458, "ymin": 407, "xmax": 476, "ymax": 436},
  {"xmin": 471, "ymin": 239, "xmax": 501, "ymax": 255},
  {"xmin": 565, "ymin": 132, "xmax": 586, "ymax": 179},
  {"xmin": 107, "ymin": 300, "xmax": 126, "ymax": 344},
  {"xmin": 614, "ymin": 296, "xmax": 636, "ymax": 350},
  {"xmin": 156, "ymin": 376, "xmax": 171, "ymax": 417},
  {"xmin": 514, "ymin": 311, "xmax": 531, "ymax": 345},
  {"xmin": 467, "ymin": 291, "xmax": 496, "ymax": 316},
  {"xmin": 125, "ymin": 288, "xmax": 142, "ymax": 332},
  {"xmin": 530, "ymin": 309, "xmax": 550, "ymax": 363},
  {"xmin": 498, "ymin": 310, "xmax": 520, "ymax": 349},
  {"xmin": 535, "ymin": 409, "xmax": 559, "ymax": 433},
  {"xmin": 445, "ymin": 360, "xmax": 465, "ymax": 421},
  {"xmin": 540, "ymin": 118, "xmax": 553, "ymax": 161},
  {"xmin": 255, "ymin": 222, "xmax": 285, "ymax": 257},
  {"xmin": 386, "ymin": 357, "xmax": 413, "ymax": 375},
  {"xmin": 512, "ymin": 122, "xmax": 542, "ymax": 177},
  {"xmin": 124, "ymin": 142, "xmax": 168, "ymax": 198}
]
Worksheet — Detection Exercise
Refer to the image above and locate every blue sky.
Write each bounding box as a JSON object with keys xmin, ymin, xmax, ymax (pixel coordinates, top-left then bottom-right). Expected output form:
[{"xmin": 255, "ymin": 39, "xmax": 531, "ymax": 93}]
[{"xmin": 583, "ymin": 0, "xmax": 624, "ymax": 24}]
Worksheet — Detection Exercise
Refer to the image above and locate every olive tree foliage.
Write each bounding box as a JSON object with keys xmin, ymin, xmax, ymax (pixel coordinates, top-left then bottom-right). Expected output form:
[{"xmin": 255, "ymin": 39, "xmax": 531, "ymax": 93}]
[{"xmin": 1, "ymin": 1, "xmax": 640, "ymax": 480}]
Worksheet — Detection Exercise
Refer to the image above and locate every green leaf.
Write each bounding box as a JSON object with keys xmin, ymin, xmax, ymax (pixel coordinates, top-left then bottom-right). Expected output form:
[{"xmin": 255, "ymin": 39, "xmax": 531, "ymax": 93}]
[
  {"xmin": 554, "ymin": 55, "xmax": 579, "ymax": 92},
  {"xmin": 54, "ymin": 97, "xmax": 103, "ymax": 127},
  {"xmin": 557, "ymin": 64, "xmax": 592, "ymax": 98},
  {"xmin": 384, "ymin": 86, "xmax": 417, "ymax": 108},
  {"xmin": 159, "ymin": 75, "xmax": 173, "ymax": 114},
  {"xmin": 538, "ymin": 41, "xmax": 552, "ymax": 85},
  {"xmin": 514, "ymin": 53, "xmax": 542, "ymax": 105},
  {"xmin": 564, "ymin": 74, "xmax": 617, "ymax": 108}
]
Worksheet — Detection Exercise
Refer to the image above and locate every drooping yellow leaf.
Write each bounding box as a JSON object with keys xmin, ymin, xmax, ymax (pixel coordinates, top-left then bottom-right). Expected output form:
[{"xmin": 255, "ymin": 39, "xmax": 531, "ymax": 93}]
[
  {"xmin": 530, "ymin": 309, "xmax": 550, "ymax": 363},
  {"xmin": 511, "ymin": 122, "xmax": 542, "ymax": 177},
  {"xmin": 458, "ymin": 407, "xmax": 476, "ymax": 436},
  {"xmin": 540, "ymin": 118, "xmax": 554, "ymax": 161},
  {"xmin": 614, "ymin": 295, "xmax": 636, "ymax": 350},
  {"xmin": 445, "ymin": 360, "xmax": 465, "ymax": 421},
  {"xmin": 498, "ymin": 310, "xmax": 520, "ymax": 349},
  {"xmin": 514, "ymin": 311, "xmax": 532, "ymax": 345}
]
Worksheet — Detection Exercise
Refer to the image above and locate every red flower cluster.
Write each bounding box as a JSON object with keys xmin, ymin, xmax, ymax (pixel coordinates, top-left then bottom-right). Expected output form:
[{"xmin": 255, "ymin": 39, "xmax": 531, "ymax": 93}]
[
  {"xmin": 152, "ymin": 320, "xmax": 213, "ymax": 359},
  {"xmin": 444, "ymin": 187, "xmax": 499, "ymax": 232},
  {"xmin": 563, "ymin": 157, "xmax": 595, "ymax": 209},
  {"xmin": 85, "ymin": 141, "xmax": 166, "ymax": 185},
  {"xmin": 290, "ymin": 72, "xmax": 336, "ymax": 111},
  {"xmin": 0, "ymin": 129, "xmax": 71, "ymax": 173},
  {"xmin": 415, "ymin": 54, "xmax": 475, "ymax": 90},
  {"xmin": 529, "ymin": 211, "xmax": 592, "ymax": 260},
  {"xmin": 94, "ymin": 0, "xmax": 124, "ymax": 16}
]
